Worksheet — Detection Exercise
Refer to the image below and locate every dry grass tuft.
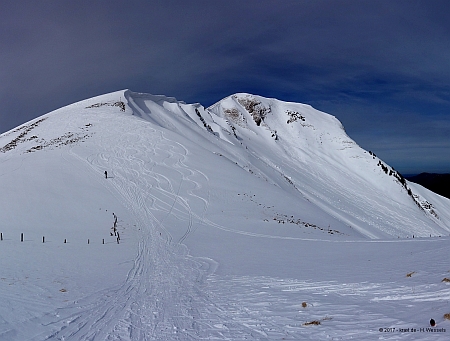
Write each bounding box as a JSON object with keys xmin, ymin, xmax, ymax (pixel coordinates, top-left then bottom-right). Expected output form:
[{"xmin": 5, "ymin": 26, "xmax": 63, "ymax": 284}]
[
  {"xmin": 442, "ymin": 278, "xmax": 450, "ymax": 283},
  {"xmin": 444, "ymin": 313, "xmax": 450, "ymax": 320},
  {"xmin": 302, "ymin": 302, "xmax": 308, "ymax": 308},
  {"xmin": 303, "ymin": 316, "xmax": 332, "ymax": 326},
  {"xmin": 406, "ymin": 271, "xmax": 416, "ymax": 277},
  {"xmin": 303, "ymin": 320, "xmax": 320, "ymax": 326}
]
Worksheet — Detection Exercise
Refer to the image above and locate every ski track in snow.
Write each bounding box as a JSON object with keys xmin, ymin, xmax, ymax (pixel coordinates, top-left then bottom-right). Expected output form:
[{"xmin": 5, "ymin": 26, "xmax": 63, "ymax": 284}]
[
  {"xmin": 34, "ymin": 111, "xmax": 293, "ymax": 341},
  {"xmin": 50, "ymin": 112, "xmax": 448, "ymax": 340},
  {"xmin": 39, "ymin": 115, "xmax": 214, "ymax": 340}
]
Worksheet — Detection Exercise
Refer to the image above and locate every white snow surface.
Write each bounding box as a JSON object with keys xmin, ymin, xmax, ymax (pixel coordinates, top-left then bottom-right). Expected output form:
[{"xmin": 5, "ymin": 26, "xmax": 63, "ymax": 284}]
[{"xmin": 0, "ymin": 89, "xmax": 449, "ymax": 340}]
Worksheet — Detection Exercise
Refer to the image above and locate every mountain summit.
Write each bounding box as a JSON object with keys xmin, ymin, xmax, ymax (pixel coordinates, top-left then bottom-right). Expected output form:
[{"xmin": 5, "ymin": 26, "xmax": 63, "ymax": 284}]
[
  {"xmin": 122, "ymin": 90, "xmax": 450, "ymax": 238},
  {"xmin": 1, "ymin": 89, "xmax": 449, "ymax": 239},
  {"xmin": 0, "ymin": 90, "xmax": 449, "ymax": 340}
]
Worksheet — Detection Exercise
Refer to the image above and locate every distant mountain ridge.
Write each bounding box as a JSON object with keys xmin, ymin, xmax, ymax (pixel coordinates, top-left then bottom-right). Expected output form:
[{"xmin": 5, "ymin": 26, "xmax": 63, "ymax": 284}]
[{"xmin": 406, "ymin": 173, "xmax": 450, "ymax": 199}]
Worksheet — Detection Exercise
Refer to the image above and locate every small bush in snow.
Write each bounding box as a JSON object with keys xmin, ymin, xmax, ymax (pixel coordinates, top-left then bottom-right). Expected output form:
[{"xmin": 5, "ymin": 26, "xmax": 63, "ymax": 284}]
[
  {"xmin": 303, "ymin": 320, "xmax": 320, "ymax": 326},
  {"xmin": 286, "ymin": 110, "xmax": 305, "ymax": 124},
  {"xmin": 0, "ymin": 118, "xmax": 46, "ymax": 153},
  {"xmin": 303, "ymin": 317, "xmax": 332, "ymax": 326},
  {"xmin": 85, "ymin": 101, "xmax": 125, "ymax": 112}
]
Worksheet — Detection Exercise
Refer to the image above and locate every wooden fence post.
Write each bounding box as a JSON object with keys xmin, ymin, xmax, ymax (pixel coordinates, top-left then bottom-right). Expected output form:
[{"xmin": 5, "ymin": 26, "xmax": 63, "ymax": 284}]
[{"xmin": 21, "ymin": 233, "xmax": 23, "ymax": 242}]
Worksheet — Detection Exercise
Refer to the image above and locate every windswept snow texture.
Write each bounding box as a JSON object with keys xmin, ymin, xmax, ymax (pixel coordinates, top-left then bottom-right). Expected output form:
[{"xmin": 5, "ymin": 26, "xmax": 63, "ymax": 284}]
[{"xmin": 0, "ymin": 90, "xmax": 449, "ymax": 340}]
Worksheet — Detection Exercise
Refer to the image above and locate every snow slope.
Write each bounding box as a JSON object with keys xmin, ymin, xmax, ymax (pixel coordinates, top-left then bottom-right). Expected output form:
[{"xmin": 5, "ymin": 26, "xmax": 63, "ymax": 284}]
[{"xmin": 0, "ymin": 89, "xmax": 449, "ymax": 340}]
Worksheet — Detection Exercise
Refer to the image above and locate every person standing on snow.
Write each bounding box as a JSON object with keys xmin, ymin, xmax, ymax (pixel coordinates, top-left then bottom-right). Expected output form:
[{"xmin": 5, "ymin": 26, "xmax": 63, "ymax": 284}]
[{"xmin": 104, "ymin": 171, "xmax": 108, "ymax": 179}]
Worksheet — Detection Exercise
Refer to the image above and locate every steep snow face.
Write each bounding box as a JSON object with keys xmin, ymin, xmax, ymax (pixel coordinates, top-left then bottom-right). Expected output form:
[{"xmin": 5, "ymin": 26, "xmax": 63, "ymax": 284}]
[
  {"xmin": 125, "ymin": 91, "xmax": 449, "ymax": 239},
  {"xmin": 81, "ymin": 90, "xmax": 450, "ymax": 239}
]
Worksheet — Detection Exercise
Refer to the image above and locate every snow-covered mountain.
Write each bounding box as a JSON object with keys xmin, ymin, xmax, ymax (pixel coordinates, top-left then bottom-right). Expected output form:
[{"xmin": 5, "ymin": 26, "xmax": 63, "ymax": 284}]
[
  {"xmin": 128, "ymin": 90, "xmax": 450, "ymax": 239},
  {"xmin": 0, "ymin": 90, "xmax": 449, "ymax": 340}
]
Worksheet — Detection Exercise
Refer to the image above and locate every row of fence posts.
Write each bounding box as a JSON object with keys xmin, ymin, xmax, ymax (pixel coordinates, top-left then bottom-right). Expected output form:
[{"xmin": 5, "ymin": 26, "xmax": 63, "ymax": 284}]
[
  {"xmin": 0, "ymin": 233, "xmax": 109, "ymax": 244},
  {"xmin": 1, "ymin": 214, "xmax": 121, "ymax": 245}
]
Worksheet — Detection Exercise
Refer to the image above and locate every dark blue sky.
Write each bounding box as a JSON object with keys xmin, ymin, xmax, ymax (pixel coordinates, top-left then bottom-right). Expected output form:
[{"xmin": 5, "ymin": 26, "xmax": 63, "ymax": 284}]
[{"xmin": 1, "ymin": 0, "xmax": 449, "ymax": 174}]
